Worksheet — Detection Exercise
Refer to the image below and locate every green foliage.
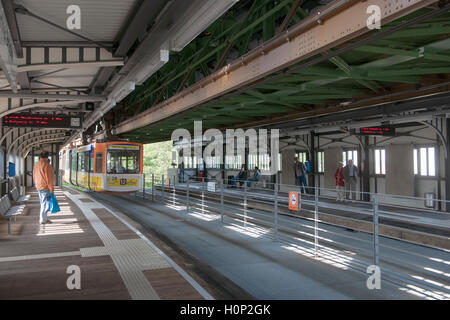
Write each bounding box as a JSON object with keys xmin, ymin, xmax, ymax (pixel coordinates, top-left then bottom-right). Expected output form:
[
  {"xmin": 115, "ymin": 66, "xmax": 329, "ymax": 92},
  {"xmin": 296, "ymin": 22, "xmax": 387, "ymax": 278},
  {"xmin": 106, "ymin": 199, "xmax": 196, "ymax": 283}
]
[{"xmin": 143, "ymin": 141, "xmax": 173, "ymax": 180}]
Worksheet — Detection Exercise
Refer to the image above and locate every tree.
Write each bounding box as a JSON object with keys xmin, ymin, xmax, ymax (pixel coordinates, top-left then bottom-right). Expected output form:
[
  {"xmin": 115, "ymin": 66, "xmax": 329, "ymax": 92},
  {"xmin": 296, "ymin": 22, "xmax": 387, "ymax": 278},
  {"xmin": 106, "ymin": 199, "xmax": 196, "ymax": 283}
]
[{"xmin": 143, "ymin": 141, "xmax": 173, "ymax": 186}]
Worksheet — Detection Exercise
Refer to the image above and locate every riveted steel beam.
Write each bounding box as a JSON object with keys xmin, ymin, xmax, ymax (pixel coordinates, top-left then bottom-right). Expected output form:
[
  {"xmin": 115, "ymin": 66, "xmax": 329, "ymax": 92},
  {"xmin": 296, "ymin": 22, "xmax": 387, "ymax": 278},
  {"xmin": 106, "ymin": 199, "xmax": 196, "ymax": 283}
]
[{"xmin": 113, "ymin": 0, "xmax": 438, "ymax": 136}]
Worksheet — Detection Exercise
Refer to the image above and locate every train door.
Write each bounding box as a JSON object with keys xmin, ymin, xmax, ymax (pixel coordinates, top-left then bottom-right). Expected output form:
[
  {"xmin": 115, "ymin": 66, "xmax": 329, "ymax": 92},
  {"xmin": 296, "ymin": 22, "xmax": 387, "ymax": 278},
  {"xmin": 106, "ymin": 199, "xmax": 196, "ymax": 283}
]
[
  {"xmin": 71, "ymin": 149, "xmax": 78, "ymax": 186},
  {"xmin": 94, "ymin": 144, "xmax": 105, "ymax": 191}
]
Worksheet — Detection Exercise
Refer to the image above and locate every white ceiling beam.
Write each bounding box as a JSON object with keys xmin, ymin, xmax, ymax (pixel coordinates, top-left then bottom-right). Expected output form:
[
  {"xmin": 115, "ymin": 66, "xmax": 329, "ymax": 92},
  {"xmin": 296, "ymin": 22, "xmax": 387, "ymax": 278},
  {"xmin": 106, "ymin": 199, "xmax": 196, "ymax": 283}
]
[
  {"xmin": 16, "ymin": 59, "xmax": 124, "ymax": 73},
  {"xmin": 0, "ymin": 92, "xmax": 105, "ymax": 100},
  {"xmin": 0, "ymin": 0, "xmax": 18, "ymax": 92}
]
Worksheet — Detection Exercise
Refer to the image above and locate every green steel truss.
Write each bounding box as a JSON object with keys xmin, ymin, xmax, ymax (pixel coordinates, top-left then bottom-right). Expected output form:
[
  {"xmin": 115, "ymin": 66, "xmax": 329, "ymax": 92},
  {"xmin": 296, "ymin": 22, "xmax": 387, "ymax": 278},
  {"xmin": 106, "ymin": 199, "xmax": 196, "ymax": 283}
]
[{"xmin": 105, "ymin": 1, "xmax": 450, "ymax": 143}]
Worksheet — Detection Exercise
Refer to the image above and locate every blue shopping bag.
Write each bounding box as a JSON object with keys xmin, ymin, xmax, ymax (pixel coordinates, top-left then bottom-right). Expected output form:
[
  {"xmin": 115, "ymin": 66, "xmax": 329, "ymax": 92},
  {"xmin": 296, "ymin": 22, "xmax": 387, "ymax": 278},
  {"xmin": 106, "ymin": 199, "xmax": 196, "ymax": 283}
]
[{"xmin": 48, "ymin": 192, "xmax": 60, "ymax": 214}]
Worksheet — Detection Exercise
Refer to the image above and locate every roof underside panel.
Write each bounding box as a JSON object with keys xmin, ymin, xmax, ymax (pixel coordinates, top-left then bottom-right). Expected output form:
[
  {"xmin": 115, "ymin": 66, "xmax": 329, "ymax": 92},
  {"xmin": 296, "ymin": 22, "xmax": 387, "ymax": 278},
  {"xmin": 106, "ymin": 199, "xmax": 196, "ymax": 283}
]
[{"xmin": 15, "ymin": 0, "xmax": 139, "ymax": 42}]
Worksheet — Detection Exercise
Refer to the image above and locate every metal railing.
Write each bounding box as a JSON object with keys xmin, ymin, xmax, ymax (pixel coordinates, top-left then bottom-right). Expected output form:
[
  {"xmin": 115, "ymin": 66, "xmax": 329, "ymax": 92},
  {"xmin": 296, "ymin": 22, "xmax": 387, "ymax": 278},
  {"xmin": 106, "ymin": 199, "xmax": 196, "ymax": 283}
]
[{"xmin": 135, "ymin": 174, "xmax": 450, "ymax": 300}]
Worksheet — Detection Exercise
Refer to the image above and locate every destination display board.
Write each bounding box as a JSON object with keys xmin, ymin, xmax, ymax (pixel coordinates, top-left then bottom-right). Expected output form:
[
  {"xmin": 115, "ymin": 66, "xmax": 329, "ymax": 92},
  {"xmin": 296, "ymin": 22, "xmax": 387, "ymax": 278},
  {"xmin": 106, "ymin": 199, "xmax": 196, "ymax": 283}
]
[
  {"xmin": 2, "ymin": 114, "xmax": 82, "ymax": 129},
  {"xmin": 354, "ymin": 127, "xmax": 395, "ymax": 136}
]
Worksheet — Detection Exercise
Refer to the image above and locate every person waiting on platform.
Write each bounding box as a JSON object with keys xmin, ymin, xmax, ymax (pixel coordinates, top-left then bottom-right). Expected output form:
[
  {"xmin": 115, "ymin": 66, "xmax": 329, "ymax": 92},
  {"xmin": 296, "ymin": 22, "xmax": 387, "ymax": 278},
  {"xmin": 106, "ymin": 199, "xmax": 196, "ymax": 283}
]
[
  {"xmin": 33, "ymin": 151, "xmax": 54, "ymax": 225},
  {"xmin": 343, "ymin": 159, "xmax": 359, "ymax": 201},
  {"xmin": 247, "ymin": 166, "xmax": 261, "ymax": 188},
  {"xmin": 334, "ymin": 162, "xmax": 345, "ymax": 201},
  {"xmin": 231, "ymin": 165, "xmax": 247, "ymax": 188},
  {"xmin": 294, "ymin": 157, "xmax": 308, "ymax": 194}
]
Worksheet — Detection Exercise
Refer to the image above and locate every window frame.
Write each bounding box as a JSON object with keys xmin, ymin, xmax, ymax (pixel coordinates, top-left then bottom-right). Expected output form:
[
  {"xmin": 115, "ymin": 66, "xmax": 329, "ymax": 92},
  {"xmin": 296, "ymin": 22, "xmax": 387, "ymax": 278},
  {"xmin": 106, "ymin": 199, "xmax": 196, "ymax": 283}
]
[
  {"xmin": 95, "ymin": 152, "xmax": 103, "ymax": 173},
  {"xmin": 342, "ymin": 149, "xmax": 358, "ymax": 166},
  {"xmin": 374, "ymin": 148, "xmax": 386, "ymax": 176},
  {"xmin": 317, "ymin": 151, "xmax": 325, "ymax": 174},
  {"xmin": 414, "ymin": 145, "xmax": 436, "ymax": 177}
]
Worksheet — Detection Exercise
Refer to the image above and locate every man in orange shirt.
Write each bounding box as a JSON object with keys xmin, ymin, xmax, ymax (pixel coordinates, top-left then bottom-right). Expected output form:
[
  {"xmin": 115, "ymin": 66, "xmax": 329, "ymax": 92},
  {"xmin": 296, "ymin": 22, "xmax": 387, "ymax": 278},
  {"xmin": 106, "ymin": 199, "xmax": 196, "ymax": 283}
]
[{"xmin": 33, "ymin": 151, "xmax": 55, "ymax": 224}]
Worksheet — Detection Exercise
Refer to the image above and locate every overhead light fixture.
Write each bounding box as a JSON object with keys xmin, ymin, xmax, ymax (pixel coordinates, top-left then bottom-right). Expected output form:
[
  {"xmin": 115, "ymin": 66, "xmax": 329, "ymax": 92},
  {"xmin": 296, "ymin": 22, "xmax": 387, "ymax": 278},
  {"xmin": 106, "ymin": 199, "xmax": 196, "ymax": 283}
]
[{"xmin": 171, "ymin": 0, "xmax": 239, "ymax": 52}]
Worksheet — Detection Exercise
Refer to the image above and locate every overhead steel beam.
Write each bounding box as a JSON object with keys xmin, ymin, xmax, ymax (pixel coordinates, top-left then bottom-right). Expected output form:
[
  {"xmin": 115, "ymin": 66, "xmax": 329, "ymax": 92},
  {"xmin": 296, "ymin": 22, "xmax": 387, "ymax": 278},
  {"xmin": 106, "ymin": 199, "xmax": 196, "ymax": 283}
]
[
  {"xmin": 113, "ymin": 0, "xmax": 438, "ymax": 136},
  {"xmin": 1, "ymin": 0, "xmax": 22, "ymax": 58},
  {"xmin": 22, "ymin": 137, "xmax": 66, "ymax": 157},
  {"xmin": 0, "ymin": 0, "xmax": 18, "ymax": 92},
  {"xmin": 114, "ymin": 0, "xmax": 168, "ymax": 57},
  {"xmin": 0, "ymin": 92, "xmax": 106, "ymax": 101},
  {"xmin": 8, "ymin": 130, "xmax": 67, "ymax": 157},
  {"xmin": 17, "ymin": 134, "xmax": 67, "ymax": 153},
  {"xmin": 15, "ymin": 60, "xmax": 124, "ymax": 73},
  {"xmin": 83, "ymin": 0, "xmax": 240, "ymax": 131},
  {"xmin": 275, "ymin": 92, "xmax": 450, "ymax": 131},
  {"xmin": 0, "ymin": 101, "xmax": 83, "ymax": 119}
]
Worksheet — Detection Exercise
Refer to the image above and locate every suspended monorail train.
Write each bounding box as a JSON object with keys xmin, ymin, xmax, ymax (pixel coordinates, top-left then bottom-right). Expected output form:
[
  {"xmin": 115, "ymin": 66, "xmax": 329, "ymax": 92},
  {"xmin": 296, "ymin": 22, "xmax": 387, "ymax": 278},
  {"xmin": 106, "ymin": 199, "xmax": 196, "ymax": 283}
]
[{"xmin": 60, "ymin": 141, "xmax": 143, "ymax": 193}]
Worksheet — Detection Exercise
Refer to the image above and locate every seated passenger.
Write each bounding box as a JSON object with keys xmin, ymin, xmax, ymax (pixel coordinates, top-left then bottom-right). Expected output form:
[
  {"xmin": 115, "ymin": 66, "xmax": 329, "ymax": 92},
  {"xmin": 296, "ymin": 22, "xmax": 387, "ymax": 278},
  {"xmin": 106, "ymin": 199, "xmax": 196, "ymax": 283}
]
[
  {"xmin": 111, "ymin": 161, "xmax": 126, "ymax": 174},
  {"xmin": 247, "ymin": 166, "xmax": 261, "ymax": 188},
  {"xmin": 117, "ymin": 162, "xmax": 126, "ymax": 173},
  {"xmin": 231, "ymin": 165, "xmax": 247, "ymax": 187}
]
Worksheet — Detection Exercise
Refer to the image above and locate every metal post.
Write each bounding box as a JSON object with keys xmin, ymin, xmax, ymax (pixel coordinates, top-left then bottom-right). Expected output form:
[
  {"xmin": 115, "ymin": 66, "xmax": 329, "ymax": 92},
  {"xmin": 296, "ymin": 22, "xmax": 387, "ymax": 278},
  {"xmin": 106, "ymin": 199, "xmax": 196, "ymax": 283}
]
[
  {"xmin": 220, "ymin": 179, "xmax": 224, "ymax": 223},
  {"xmin": 172, "ymin": 176, "xmax": 176, "ymax": 206},
  {"xmin": 142, "ymin": 174, "xmax": 145, "ymax": 199},
  {"xmin": 244, "ymin": 181, "xmax": 247, "ymax": 228},
  {"xmin": 314, "ymin": 187, "xmax": 319, "ymax": 259},
  {"xmin": 274, "ymin": 181, "xmax": 278, "ymax": 240},
  {"xmin": 299, "ymin": 188, "xmax": 302, "ymax": 212},
  {"xmin": 152, "ymin": 174, "xmax": 154, "ymax": 202},
  {"xmin": 186, "ymin": 179, "xmax": 190, "ymax": 215},
  {"xmin": 373, "ymin": 194, "xmax": 379, "ymax": 265},
  {"xmin": 162, "ymin": 174, "xmax": 165, "ymax": 201},
  {"xmin": 202, "ymin": 177, "xmax": 205, "ymax": 214}
]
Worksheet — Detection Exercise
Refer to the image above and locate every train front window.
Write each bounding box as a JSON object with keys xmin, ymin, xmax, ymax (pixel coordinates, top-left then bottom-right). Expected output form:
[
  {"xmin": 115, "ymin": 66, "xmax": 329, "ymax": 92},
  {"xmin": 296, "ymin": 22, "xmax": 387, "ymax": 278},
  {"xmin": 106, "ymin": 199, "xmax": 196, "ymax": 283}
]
[{"xmin": 107, "ymin": 148, "xmax": 140, "ymax": 174}]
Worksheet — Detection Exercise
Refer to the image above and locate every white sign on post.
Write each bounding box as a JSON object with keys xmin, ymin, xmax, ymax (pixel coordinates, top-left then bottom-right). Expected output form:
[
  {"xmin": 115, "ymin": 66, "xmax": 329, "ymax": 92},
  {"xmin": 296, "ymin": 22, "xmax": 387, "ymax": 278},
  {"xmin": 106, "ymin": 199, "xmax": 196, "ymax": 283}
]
[{"xmin": 207, "ymin": 182, "xmax": 216, "ymax": 192}]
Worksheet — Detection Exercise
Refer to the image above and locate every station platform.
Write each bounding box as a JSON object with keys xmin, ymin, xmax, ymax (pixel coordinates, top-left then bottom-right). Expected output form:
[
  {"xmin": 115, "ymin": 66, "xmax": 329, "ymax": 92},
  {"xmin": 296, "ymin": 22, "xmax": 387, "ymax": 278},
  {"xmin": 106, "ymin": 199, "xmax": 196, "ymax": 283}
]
[
  {"xmin": 1, "ymin": 187, "xmax": 447, "ymax": 300},
  {"xmin": 92, "ymin": 192, "xmax": 447, "ymax": 300},
  {"xmin": 0, "ymin": 187, "xmax": 235, "ymax": 300}
]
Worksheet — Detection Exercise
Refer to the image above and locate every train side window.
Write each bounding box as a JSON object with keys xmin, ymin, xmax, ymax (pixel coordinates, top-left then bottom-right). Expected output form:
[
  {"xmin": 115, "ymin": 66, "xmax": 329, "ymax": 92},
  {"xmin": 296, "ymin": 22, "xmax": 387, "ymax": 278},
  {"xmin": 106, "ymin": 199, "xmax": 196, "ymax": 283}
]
[
  {"xmin": 96, "ymin": 153, "xmax": 103, "ymax": 173},
  {"xmin": 90, "ymin": 152, "xmax": 94, "ymax": 173}
]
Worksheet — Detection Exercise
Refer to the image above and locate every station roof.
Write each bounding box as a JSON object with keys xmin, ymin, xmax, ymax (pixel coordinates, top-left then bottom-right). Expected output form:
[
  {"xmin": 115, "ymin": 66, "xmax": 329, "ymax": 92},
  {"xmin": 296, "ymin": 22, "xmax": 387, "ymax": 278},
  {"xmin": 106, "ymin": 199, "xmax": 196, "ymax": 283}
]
[
  {"xmin": 0, "ymin": 0, "xmax": 449, "ymax": 150},
  {"xmin": 110, "ymin": 1, "xmax": 450, "ymax": 144}
]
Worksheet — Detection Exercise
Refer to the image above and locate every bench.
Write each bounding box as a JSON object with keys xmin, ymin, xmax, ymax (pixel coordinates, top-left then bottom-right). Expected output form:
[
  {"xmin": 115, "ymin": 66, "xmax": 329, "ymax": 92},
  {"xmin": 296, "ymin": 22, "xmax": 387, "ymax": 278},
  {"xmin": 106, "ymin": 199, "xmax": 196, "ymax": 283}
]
[
  {"xmin": 10, "ymin": 187, "xmax": 30, "ymax": 203},
  {"xmin": 0, "ymin": 195, "xmax": 26, "ymax": 234}
]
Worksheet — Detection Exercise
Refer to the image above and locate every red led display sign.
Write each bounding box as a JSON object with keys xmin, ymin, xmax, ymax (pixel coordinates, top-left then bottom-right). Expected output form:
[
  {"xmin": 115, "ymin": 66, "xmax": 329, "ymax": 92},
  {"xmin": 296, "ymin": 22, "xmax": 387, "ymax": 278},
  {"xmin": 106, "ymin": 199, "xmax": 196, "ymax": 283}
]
[
  {"xmin": 3, "ymin": 114, "xmax": 82, "ymax": 129},
  {"xmin": 355, "ymin": 127, "xmax": 395, "ymax": 136}
]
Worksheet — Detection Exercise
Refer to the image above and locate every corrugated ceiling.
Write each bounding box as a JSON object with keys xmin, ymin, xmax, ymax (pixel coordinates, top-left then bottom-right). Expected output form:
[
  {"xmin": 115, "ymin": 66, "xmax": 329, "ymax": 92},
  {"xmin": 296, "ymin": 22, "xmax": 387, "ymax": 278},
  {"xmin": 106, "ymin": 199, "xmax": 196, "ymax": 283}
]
[{"xmin": 15, "ymin": 0, "xmax": 139, "ymax": 42}]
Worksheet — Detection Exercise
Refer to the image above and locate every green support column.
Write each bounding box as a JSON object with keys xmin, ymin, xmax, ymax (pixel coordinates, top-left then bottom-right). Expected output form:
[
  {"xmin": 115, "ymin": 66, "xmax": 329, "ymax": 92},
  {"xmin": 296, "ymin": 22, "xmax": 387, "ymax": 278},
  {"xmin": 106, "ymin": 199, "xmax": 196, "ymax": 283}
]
[
  {"xmin": 446, "ymin": 119, "xmax": 450, "ymax": 212},
  {"xmin": 362, "ymin": 136, "xmax": 371, "ymax": 202}
]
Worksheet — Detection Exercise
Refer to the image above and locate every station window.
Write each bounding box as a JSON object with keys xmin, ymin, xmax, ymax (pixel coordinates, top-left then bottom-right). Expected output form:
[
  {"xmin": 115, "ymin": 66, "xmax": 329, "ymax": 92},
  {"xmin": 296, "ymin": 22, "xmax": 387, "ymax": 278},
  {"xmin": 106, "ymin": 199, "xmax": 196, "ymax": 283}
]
[
  {"xmin": 205, "ymin": 156, "xmax": 221, "ymax": 169},
  {"xmin": 317, "ymin": 151, "xmax": 324, "ymax": 173},
  {"xmin": 183, "ymin": 156, "xmax": 193, "ymax": 169},
  {"xmin": 247, "ymin": 153, "xmax": 281, "ymax": 171},
  {"xmin": 248, "ymin": 154, "xmax": 258, "ymax": 169},
  {"xmin": 414, "ymin": 147, "xmax": 435, "ymax": 176},
  {"xmin": 374, "ymin": 149, "xmax": 386, "ymax": 175},
  {"xmin": 278, "ymin": 153, "xmax": 282, "ymax": 171},
  {"xmin": 296, "ymin": 152, "xmax": 307, "ymax": 163},
  {"xmin": 343, "ymin": 150, "xmax": 358, "ymax": 165},
  {"xmin": 225, "ymin": 155, "xmax": 243, "ymax": 170}
]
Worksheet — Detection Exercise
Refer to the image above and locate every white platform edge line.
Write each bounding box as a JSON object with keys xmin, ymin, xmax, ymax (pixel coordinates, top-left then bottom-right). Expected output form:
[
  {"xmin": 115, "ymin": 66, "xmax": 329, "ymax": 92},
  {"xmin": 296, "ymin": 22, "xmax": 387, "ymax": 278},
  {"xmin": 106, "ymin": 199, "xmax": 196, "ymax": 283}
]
[{"xmin": 72, "ymin": 189, "xmax": 214, "ymax": 300}]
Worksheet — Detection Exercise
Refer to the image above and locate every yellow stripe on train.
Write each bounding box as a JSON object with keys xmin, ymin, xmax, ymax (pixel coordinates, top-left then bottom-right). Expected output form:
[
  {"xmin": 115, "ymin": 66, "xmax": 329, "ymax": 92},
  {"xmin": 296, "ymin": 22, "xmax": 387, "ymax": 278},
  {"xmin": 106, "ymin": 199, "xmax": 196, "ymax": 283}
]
[{"xmin": 107, "ymin": 177, "xmax": 138, "ymax": 187}]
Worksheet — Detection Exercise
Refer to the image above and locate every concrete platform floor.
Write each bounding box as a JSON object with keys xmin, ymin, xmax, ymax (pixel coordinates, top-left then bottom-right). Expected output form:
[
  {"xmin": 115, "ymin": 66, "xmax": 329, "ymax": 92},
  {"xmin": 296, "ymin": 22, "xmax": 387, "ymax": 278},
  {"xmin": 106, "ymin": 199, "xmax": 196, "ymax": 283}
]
[
  {"xmin": 0, "ymin": 187, "xmax": 237, "ymax": 300},
  {"xmin": 91, "ymin": 192, "xmax": 445, "ymax": 300}
]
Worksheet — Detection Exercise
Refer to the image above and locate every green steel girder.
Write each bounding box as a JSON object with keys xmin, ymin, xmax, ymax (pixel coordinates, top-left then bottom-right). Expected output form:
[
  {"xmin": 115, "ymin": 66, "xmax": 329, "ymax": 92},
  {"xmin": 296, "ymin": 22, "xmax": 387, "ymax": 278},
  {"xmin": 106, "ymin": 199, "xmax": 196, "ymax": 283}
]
[{"xmin": 115, "ymin": 5, "xmax": 450, "ymax": 144}]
